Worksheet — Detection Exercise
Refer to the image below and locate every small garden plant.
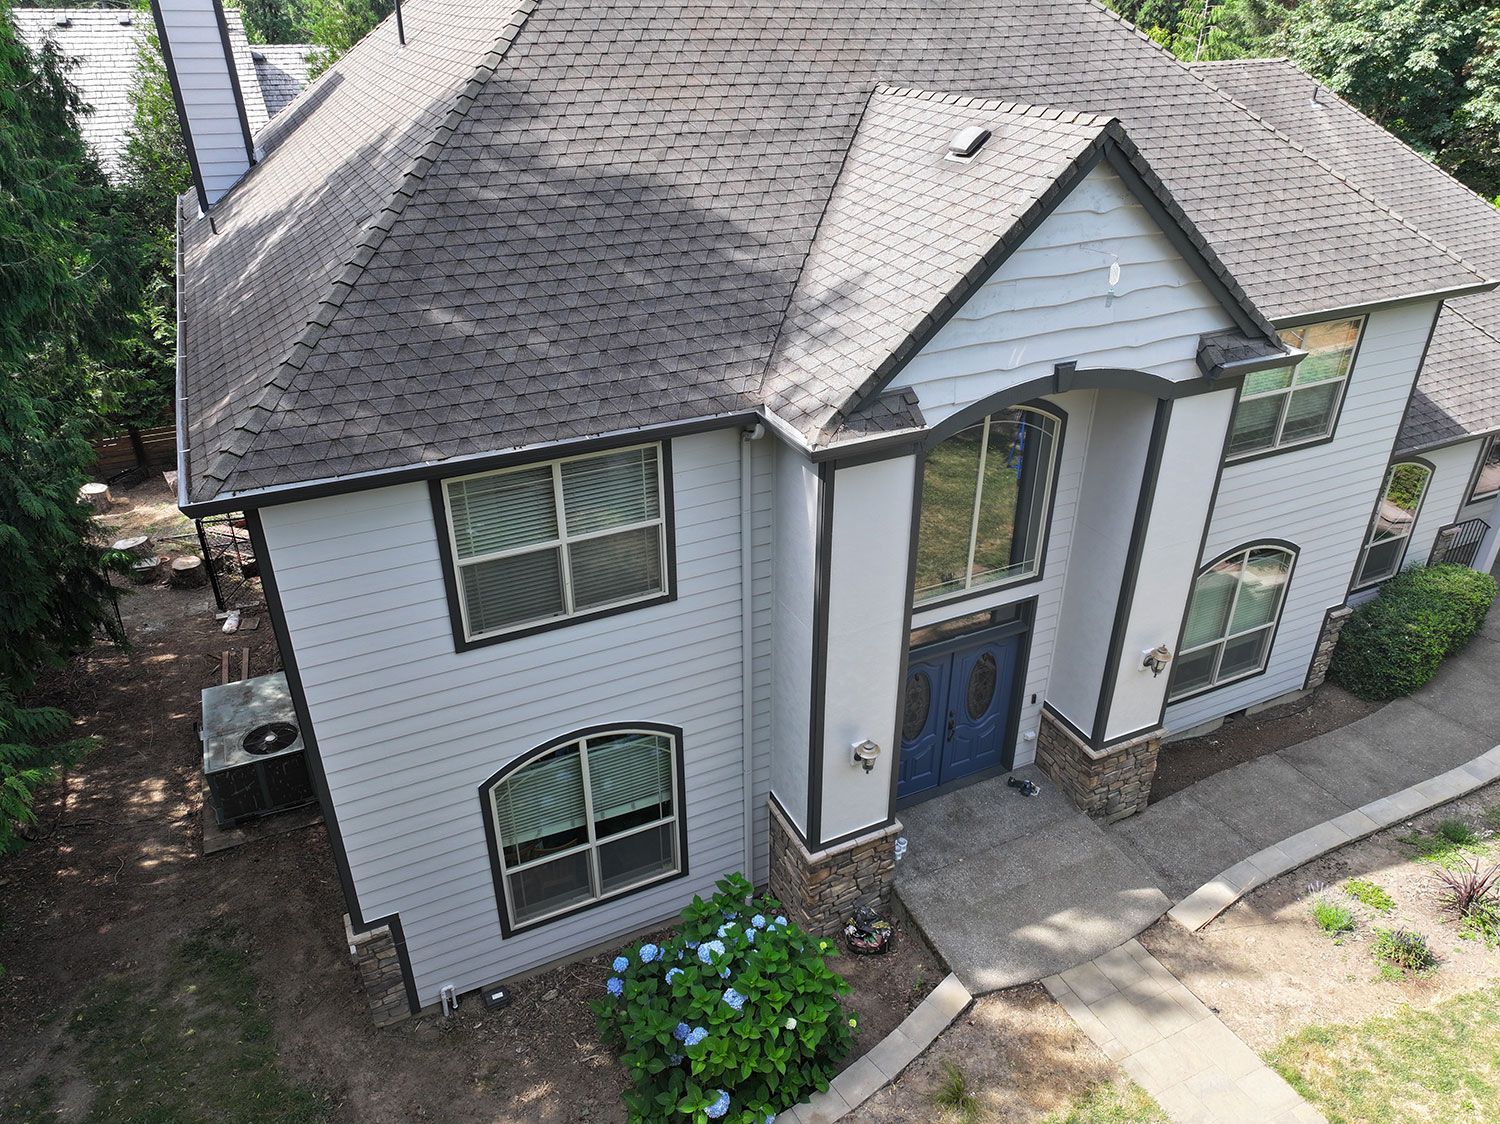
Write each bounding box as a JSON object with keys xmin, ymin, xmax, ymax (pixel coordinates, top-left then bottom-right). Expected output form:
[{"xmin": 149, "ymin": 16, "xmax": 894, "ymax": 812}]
[
  {"xmin": 593, "ymin": 874, "xmax": 854, "ymax": 1123},
  {"xmin": 1397, "ymin": 818, "xmax": 1493, "ymax": 871},
  {"xmin": 1344, "ymin": 879, "xmax": 1394, "ymax": 913},
  {"xmin": 1329, "ymin": 564, "xmax": 1496, "ymax": 700},
  {"xmin": 934, "ymin": 1061, "xmax": 978, "ymax": 1123},
  {"xmin": 1433, "ymin": 861, "xmax": 1500, "ymax": 947},
  {"xmin": 1312, "ymin": 897, "xmax": 1356, "ymax": 937},
  {"xmin": 1373, "ymin": 928, "xmax": 1436, "ymax": 976}
]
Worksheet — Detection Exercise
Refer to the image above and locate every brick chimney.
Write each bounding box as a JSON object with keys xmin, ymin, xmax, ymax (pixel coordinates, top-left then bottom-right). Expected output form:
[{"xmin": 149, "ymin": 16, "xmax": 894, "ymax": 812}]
[{"xmin": 149, "ymin": 0, "xmax": 256, "ymax": 211}]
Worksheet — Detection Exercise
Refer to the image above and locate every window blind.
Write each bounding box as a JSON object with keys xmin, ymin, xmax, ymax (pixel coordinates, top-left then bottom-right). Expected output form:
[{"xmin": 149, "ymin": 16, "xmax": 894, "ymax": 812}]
[
  {"xmin": 492, "ymin": 749, "xmax": 586, "ymax": 848},
  {"xmin": 448, "ymin": 466, "xmax": 557, "ymax": 559},
  {"xmin": 587, "ymin": 734, "xmax": 673, "ymax": 829},
  {"xmin": 562, "ymin": 447, "xmax": 659, "ymax": 535}
]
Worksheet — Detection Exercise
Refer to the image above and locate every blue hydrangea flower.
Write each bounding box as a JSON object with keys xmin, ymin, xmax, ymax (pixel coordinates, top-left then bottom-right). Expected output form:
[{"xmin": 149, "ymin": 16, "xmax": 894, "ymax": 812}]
[
  {"xmin": 706, "ymin": 1090, "xmax": 731, "ymax": 1119},
  {"xmin": 640, "ymin": 943, "xmax": 660, "ymax": 962},
  {"xmin": 697, "ymin": 939, "xmax": 726, "ymax": 964},
  {"xmin": 668, "ymin": 1053, "xmax": 683, "ymax": 1065},
  {"xmin": 746, "ymin": 930, "xmax": 756, "ymax": 944},
  {"xmin": 606, "ymin": 977, "xmax": 623, "ymax": 997},
  {"xmin": 763, "ymin": 1115, "xmax": 776, "ymax": 1124},
  {"xmin": 684, "ymin": 1026, "xmax": 708, "ymax": 1047},
  {"xmin": 722, "ymin": 987, "xmax": 747, "ymax": 1011},
  {"xmin": 673, "ymin": 1022, "xmax": 691, "ymax": 1042},
  {"xmin": 751, "ymin": 914, "xmax": 767, "ymax": 929},
  {"xmin": 718, "ymin": 967, "xmax": 730, "ymax": 978},
  {"xmin": 666, "ymin": 967, "xmax": 684, "ymax": 984},
  {"xmin": 716, "ymin": 922, "xmax": 735, "ymax": 939},
  {"xmin": 775, "ymin": 915, "xmax": 788, "ymax": 927},
  {"xmin": 612, "ymin": 955, "xmax": 629, "ymax": 972}
]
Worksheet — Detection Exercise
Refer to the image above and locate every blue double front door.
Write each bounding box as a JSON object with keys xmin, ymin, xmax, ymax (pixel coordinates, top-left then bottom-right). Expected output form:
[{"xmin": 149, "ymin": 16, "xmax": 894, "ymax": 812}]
[{"xmin": 897, "ymin": 631, "xmax": 1021, "ymax": 802}]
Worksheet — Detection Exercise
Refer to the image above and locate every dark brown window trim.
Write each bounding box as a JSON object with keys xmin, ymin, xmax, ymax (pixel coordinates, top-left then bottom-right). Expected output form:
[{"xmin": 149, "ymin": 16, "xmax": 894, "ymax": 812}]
[{"xmin": 429, "ymin": 441, "xmax": 679, "ymax": 653}]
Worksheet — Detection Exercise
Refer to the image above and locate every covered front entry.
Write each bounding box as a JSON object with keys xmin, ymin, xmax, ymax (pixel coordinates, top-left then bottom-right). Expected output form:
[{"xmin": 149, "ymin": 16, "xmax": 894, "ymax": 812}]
[{"xmin": 897, "ymin": 615, "xmax": 1028, "ymax": 804}]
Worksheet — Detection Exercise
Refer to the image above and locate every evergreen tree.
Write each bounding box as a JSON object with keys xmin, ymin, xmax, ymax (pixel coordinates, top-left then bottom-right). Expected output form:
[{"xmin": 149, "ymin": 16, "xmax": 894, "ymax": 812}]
[{"xmin": 299, "ymin": 0, "xmax": 392, "ymax": 77}]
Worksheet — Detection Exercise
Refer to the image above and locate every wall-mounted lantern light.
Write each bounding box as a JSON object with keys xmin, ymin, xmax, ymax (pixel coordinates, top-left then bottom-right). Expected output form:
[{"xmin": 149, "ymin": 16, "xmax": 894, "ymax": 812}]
[
  {"xmin": 850, "ymin": 739, "xmax": 881, "ymax": 774},
  {"xmin": 1141, "ymin": 644, "xmax": 1173, "ymax": 677}
]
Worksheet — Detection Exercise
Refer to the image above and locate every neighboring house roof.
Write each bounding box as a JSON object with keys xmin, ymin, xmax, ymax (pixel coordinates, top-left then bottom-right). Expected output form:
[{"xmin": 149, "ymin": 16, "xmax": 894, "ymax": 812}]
[
  {"xmin": 10, "ymin": 7, "xmax": 308, "ymax": 177},
  {"xmin": 252, "ymin": 44, "xmax": 313, "ymax": 117},
  {"xmin": 1191, "ymin": 58, "xmax": 1500, "ymax": 454},
  {"xmin": 176, "ymin": 0, "xmax": 1493, "ymax": 509}
]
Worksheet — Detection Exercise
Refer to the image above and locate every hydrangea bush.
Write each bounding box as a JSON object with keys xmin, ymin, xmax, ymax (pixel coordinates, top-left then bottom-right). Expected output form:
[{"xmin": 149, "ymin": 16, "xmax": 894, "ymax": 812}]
[{"xmin": 593, "ymin": 874, "xmax": 855, "ymax": 1123}]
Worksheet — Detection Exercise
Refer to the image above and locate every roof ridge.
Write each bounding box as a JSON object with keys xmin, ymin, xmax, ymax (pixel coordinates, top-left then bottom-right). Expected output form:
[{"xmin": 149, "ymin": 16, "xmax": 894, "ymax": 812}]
[
  {"xmin": 1186, "ymin": 57, "xmax": 1292, "ymax": 68},
  {"xmin": 1200, "ymin": 56, "xmax": 1500, "ymax": 234},
  {"xmin": 1447, "ymin": 301, "xmax": 1500, "ymax": 350},
  {"xmin": 195, "ymin": 0, "xmax": 538, "ymax": 498},
  {"xmin": 871, "ymin": 83, "xmax": 1114, "ymax": 127}
]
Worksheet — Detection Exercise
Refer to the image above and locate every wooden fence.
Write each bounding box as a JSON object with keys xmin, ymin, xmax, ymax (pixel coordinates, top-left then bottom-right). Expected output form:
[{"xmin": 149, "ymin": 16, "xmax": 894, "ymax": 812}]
[{"xmin": 88, "ymin": 425, "xmax": 177, "ymax": 478}]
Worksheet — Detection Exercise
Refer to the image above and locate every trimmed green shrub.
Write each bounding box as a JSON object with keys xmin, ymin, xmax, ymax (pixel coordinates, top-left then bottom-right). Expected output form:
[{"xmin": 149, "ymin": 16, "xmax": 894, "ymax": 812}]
[
  {"xmin": 593, "ymin": 874, "xmax": 854, "ymax": 1123},
  {"xmin": 1329, "ymin": 564, "xmax": 1497, "ymax": 700},
  {"xmin": 1312, "ymin": 898, "xmax": 1355, "ymax": 935}
]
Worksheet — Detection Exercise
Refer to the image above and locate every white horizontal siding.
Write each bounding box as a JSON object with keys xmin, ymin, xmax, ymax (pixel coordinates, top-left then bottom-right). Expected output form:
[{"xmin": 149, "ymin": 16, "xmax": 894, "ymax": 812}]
[
  {"xmin": 1166, "ymin": 301, "xmax": 1441, "ymax": 732},
  {"xmin": 260, "ymin": 430, "xmax": 757, "ymax": 1004},
  {"xmin": 155, "ymin": 0, "xmax": 251, "ymax": 201},
  {"xmin": 891, "ymin": 164, "xmax": 1232, "ymax": 425},
  {"xmin": 1405, "ymin": 438, "xmax": 1486, "ymax": 569}
]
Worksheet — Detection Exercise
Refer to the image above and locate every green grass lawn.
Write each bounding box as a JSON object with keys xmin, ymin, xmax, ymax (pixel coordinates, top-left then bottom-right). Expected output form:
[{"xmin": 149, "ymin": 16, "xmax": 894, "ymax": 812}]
[
  {"xmin": 10, "ymin": 923, "xmax": 331, "ymax": 1124},
  {"xmin": 1040, "ymin": 1081, "xmax": 1167, "ymax": 1124},
  {"xmin": 1267, "ymin": 985, "xmax": 1500, "ymax": 1124}
]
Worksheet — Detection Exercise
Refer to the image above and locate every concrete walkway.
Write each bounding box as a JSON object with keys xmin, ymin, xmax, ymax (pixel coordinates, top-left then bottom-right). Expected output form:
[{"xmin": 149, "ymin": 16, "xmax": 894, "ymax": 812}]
[
  {"xmin": 1044, "ymin": 940, "xmax": 1325, "ymax": 1123},
  {"xmin": 1111, "ymin": 602, "xmax": 1500, "ymax": 900}
]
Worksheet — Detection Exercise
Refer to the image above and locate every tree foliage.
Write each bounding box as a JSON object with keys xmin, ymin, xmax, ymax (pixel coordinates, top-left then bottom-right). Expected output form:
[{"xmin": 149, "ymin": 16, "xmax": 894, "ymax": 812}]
[
  {"xmin": 299, "ymin": 0, "xmax": 392, "ymax": 77},
  {"xmin": 1104, "ymin": 1, "xmax": 1500, "ymax": 201}
]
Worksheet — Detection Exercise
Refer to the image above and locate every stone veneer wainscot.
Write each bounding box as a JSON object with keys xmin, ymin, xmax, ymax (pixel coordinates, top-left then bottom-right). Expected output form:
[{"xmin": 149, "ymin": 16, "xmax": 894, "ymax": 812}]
[
  {"xmin": 1035, "ymin": 710, "xmax": 1161, "ymax": 823},
  {"xmin": 767, "ymin": 799, "xmax": 902, "ymax": 937}
]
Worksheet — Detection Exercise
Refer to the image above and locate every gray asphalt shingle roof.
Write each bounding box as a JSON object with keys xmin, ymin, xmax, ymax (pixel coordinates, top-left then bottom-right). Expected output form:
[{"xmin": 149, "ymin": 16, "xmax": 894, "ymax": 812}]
[
  {"xmin": 177, "ymin": 0, "xmax": 1492, "ymax": 506},
  {"xmin": 10, "ymin": 7, "xmax": 295, "ymax": 177},
  {"xmin": 1192, "ymin": 58, "xmax": 1500, "ymax": 454},
  {"xmin": 253, "ymin": 44, "xmax": 313, "ymax": 117}
]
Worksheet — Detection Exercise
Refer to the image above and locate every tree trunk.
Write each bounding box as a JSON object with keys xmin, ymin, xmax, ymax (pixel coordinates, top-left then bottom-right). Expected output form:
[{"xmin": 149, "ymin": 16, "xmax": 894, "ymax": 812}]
[{"xmin": 170, "ymin": 555, "xmax": 208, "ymax": 588}]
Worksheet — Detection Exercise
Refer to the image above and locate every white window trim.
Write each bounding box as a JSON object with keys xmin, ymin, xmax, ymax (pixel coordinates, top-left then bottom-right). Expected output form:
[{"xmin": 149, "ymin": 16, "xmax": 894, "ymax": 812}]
[
  {"xmin": 1225, "ymin": 317, "xmax": 1365, "ymax": 463},
  {"xmin": 1353, "ymin": 461, "xmax": 1432, "ymax": 589},
  {"xmin": 913, "ymin": 406, "xmax": 1060, "ymax": 607},
  {"xmin": 1468, "ymin": 434, "xmax": 1500, "ymax": 505},
  {"xmin": 442, "ymin": 442, "xmax": 670, "ymax": 642},
  {"xmin": 491, "ymin": 728, "xmax": 682, "ymax": 932},
  {"xmin": 1168, "ymin": 545, "xmax": 1296, "ymax": 703}
]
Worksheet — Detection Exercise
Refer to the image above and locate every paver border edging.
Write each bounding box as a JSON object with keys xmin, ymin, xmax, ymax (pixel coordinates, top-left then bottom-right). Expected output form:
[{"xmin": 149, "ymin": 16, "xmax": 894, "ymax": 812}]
[
  {"xmin": 778, "ymin": 972, "xmax": 973, "ymax": 1124},
  {"xmin": 1168, "ymin": 745, "xmax": 1500, "ymax": 932}
]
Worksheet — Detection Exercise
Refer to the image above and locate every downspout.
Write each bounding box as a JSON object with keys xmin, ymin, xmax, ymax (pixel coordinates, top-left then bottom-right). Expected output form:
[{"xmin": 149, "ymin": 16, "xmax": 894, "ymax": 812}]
[
  {"xmin": 740, "ymin": 423, "xmax": 766, "ymax": 877},
  {"xmin": 173, "ymin": 202, "xmax": 190, "ymax": 512}
]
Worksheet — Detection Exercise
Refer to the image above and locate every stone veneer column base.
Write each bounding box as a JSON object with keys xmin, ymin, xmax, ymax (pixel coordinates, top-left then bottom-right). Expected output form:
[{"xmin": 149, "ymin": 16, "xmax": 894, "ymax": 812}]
[
  {"xmin": 1035, "ymin": 710, "xmax": 1161, "ymax": 824},
  {"xmin": 767, "ymin": 800, "xmax": 902, "ymax": 937},
  {"xmin": 345, "ymin": 914, "xmax": 411, "ymax": 1027},
  {"xmin": 1305, "ymin": 605, "xmax": 1354, "ymax": 690}
]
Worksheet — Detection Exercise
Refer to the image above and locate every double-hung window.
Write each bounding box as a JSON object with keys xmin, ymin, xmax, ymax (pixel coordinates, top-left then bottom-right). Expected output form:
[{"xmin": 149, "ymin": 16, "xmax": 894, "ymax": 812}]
[
  {"xmin": 1169, "ymin": 545, "xmax": 1296, "ymax": 701},
  {"xmin": 483, "ymin": 728, "xmax": 682, "ymax": 930},
  {"xmin": 440, "ymin": 444, "xmax": 669, "ymax": 642},
  {"xmin": 1226, "ymin": 318, "xmax": 1363, "ymax": 460},
  {"xmin": 1469, "ymin": 435, "xmax": 1500, "ymax": 506},
  {"xmin": 1354, "ymin": 461, "xmax": 1431, "ymax": 588}
]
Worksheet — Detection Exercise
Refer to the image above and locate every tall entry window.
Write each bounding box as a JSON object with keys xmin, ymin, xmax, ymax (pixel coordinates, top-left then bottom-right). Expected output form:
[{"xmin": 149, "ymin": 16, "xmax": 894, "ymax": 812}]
[
  {"xmin": 1469, "ymin": 435, "xmax": 1500, "ymax": 505},
  {"xmin": 1226, "ymin": 318, "xmax": 1363, "ymax": 459},
  {"xmin": 1169, "ymin": 545, "xmax": 1296, "ymax": 701},
  {"xmin": 1354, "ymin": 461, "xmax": 1432, "ymax": 588},
  {"xmin": 913, "ymin": 405, "xmax": 1060, "ymax": 604},
  {"xmin": 482, "ymin": 728, "xmax": 683, "ymax": 931}
]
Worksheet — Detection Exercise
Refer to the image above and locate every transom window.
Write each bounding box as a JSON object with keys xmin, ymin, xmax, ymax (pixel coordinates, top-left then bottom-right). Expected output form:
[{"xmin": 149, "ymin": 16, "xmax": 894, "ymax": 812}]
[
  {"xmin": 1226, "ymin": 318, "xmax": 1363, "ymax": 460},
  {"xmin": 484, "ymin": 729, "xmax": 681, "ymax": 929},
  {"xmin": 1169, "ymin": 545, "xmax": 1296, "ymax": 701},
  {"xmin": 1354, "ymin": 461, "xmax": 1431, "ymax": 588},
  {"xmin": 913, "ymin": 406, "xmax": 1060, "ymax": 604},
  {"xmin": 441, "ymin": 444, "xmax": 668, "ymax": 641},
  {"xmin": 1470, "ymin": 435, "xmax": 1500, "ymax": 505}
]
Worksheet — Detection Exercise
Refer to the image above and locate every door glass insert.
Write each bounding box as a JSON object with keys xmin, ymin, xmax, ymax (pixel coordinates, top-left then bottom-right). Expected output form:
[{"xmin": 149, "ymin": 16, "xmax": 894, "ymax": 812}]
[
  {"xmin": 903, "ymin": 671, "xmax": 931, "ymax": 742},
  {"xmin": 966, "ymin": 652, "xmax": 998, "ymax": 720}
]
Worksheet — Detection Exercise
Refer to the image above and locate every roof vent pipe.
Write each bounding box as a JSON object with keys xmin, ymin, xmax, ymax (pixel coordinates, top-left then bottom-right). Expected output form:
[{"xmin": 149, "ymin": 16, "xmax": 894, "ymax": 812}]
[
  {"xmin": 149, "ymin": 0, "xmax": 257, "ymax": 213},
  {"xmin": 947, "ymin": 125, "xmax": 992, "ymax": 160}
]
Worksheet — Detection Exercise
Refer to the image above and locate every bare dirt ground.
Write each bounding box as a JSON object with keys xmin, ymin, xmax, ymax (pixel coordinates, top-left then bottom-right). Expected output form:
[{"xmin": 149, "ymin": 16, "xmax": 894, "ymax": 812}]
[
  {"xmin": 1152, "ymin": 684, "xmax": 1383, "ymax": 802},
  {"xmin": 0, "ymin": 479, "xmax": 937, "ymax": 1123},
  {"xmin": 851, "ymin": 985, "xmax": 1160, "ymax": 1123},
  {"xmin": 1142, "ymin": 781, "xmax": 1500, "ymax": 1052}
]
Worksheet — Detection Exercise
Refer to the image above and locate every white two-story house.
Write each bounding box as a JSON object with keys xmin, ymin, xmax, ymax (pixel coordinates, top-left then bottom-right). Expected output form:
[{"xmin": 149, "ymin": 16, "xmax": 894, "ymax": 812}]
[{"xmin": 157, "ymin": 0, "xmax": 1500, "ymax": 1021}]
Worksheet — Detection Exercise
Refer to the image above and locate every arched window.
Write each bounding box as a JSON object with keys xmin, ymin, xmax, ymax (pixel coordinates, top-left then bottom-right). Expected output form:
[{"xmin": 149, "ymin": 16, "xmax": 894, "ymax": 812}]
[
  {"xmin": 1169, "ymin": 545, "xmax": 1297, "ymax": 701},
  {"xmin": 480, "ymin": 726, "xmax": 683, "ymax": 932},
  {"xmin": 914, "ymin": 405, "xmax": 1061, "ymax": 603},
  {"xmin": 1355, "ymin": 461, "xmax": 1432, "ymax": 589}
]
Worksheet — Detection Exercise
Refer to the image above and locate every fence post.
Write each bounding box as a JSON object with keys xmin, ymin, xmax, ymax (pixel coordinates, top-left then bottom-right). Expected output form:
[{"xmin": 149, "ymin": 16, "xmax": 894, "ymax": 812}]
[{"xmin": 196, "ymin": 518, "xmax": 226, "ymax": 612}]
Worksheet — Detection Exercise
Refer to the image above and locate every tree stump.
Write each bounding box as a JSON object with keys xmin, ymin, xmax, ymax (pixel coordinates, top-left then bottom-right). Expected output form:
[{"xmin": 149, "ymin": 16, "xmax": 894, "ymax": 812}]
[
  {"xmin": 170, "ymin": 555, "xmax": 207, "ymax": 588},
  {"xmin": 112, "ymin": 535, "xmax": 154, "ymax": 557},
  {"xmin": 129, "ymin": 556, "xmax": 162, "ymax": 585},
  {"xmin": 79, "ymin": 482, "xmax": 113, "ymax": 512}
]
